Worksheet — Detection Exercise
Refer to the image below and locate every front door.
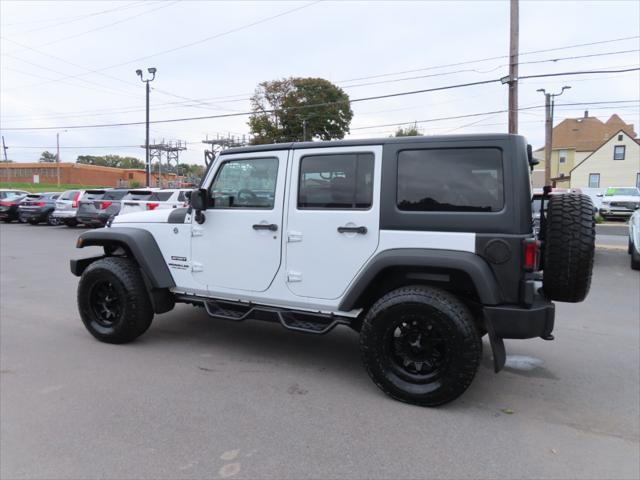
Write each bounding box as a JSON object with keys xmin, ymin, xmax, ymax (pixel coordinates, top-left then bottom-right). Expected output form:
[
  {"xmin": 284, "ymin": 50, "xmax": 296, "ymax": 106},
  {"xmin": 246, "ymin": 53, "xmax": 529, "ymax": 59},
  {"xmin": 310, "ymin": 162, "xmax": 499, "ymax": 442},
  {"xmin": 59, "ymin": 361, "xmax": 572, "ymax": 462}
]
[
  {"xmin": 285, "ymin": 146, "xmax": 382, "ymax": 300},
  {"xmin": 191, "ymin": 151, "xmax": 288, "ymax": 292}
]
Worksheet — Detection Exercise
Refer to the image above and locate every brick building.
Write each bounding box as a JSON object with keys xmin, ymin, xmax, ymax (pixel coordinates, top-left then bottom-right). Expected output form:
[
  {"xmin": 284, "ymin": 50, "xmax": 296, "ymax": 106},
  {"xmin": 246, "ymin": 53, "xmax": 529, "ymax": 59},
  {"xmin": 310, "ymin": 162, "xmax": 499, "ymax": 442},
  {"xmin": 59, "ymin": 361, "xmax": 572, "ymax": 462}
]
[{"xmin": 0, "ymin": 162, "xmax": 177, "ymax": 187}]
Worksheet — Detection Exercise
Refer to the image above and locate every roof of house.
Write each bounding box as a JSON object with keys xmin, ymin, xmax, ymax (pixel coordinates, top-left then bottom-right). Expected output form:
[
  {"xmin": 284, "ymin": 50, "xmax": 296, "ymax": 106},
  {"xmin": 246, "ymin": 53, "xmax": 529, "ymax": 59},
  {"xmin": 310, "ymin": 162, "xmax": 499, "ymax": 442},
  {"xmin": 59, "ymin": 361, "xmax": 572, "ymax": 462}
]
[
  {"xmin": 570, "ymin": 129, "xmax": 639, "ymax": 174},
  {"xmin": 550, "ymin": 114, "xmax": 636, "ymax": 152}
]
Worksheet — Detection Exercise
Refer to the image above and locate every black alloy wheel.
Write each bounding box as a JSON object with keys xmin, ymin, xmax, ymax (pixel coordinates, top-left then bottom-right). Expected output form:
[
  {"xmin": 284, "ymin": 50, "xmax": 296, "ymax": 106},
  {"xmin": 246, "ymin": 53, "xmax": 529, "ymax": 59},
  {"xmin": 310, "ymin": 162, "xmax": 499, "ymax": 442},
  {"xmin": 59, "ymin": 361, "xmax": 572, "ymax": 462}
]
[{"xmin": 89, "ymin": 280, "xmax": 123, "ymax": 328}]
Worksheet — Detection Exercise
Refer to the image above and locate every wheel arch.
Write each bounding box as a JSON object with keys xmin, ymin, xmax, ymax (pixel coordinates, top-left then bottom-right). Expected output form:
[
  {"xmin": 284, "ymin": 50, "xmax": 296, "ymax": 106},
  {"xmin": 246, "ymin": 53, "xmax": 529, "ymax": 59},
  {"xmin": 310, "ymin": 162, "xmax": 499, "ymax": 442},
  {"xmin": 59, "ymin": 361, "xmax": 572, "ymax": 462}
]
[
  {"xmin": 71, "ymin": 227, "xmax": 175, "ymax": 314},
  {"xmin": 339, "ymin": 249, "xmax": 504, "ymax": 313}
]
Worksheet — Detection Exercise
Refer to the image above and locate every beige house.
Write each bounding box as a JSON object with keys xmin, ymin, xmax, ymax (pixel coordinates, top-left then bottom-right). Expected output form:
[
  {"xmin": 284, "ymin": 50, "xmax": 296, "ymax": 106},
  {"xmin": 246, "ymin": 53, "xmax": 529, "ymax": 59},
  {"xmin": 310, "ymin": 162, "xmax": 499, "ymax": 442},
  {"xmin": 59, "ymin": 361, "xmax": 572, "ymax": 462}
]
[
  {"xmin": 570, "ymin": 130, "xmax": 640, "ymax": 189},
  {"xmin": 532, "ymin": 113, "xmax": 636, "ymax": 187}
]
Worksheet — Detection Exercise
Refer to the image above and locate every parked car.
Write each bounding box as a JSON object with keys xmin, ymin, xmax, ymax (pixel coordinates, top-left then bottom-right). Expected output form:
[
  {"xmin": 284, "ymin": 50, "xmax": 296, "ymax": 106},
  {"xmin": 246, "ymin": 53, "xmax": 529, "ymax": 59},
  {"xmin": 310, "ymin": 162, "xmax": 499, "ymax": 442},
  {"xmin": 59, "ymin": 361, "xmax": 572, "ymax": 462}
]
[
  {"xmin": 52, "ymin": 189, "xmax": 85, "ymax": 227},
  {"xmin": 18, "ymin": 192, "xmax": 62, "ymax": 225},
  {"xmin": 118, "ymin": 189, "xmax": 160, "ymax": 216},
  {"xmin": 72, "ymin": 134, "xmax": 596, "ymax": 407},
  {"xmin": 598, "ymin": 187, "xmax": 640, "ymax": 220},
  {"xmin": 0, "ymin": 188, "xmax": 30, "ymax": 200},
  {"xmin": 0, "ymin": 192, "xmax": 29, "ymax": 223},
  {"xmin": 76, "ymin": 188, "xmax": 129, "ymax": 227},
  {"xmin": 119, "ymin": 188, "xmax": 191, "ymax": 216},
  {"xmin": 629, "ymin": 209, "xmax": 640, "ymax": 270}
]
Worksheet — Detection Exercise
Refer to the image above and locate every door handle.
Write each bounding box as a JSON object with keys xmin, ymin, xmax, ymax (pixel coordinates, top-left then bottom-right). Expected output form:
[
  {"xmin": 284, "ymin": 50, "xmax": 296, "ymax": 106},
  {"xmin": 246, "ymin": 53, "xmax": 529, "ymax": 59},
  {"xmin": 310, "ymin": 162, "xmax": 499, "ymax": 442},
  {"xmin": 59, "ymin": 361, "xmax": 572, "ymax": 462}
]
[
  {"xmin": 253, "ymin": 223, "xmax": 278, "ymax": 231},
  {"xmin": 337, "ymin": 226, "xmax": 367, "ymax": 234}
]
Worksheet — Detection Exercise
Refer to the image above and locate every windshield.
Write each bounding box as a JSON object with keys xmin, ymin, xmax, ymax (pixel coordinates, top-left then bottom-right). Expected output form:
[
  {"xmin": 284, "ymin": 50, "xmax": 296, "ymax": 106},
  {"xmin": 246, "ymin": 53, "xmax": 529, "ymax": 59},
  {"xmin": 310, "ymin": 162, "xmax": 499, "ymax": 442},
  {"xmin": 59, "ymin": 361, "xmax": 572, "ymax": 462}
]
[{"xmin": 605, "ymin": 188, "xmax": 640, "ymax": 196}]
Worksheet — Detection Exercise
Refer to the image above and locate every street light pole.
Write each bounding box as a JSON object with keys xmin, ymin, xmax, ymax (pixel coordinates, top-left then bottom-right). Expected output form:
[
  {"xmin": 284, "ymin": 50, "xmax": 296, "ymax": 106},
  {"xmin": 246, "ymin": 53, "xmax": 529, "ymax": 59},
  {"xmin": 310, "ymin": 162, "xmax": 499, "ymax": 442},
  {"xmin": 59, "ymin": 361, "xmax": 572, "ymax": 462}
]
[
  {"xmin": 136, "ymin": 68, "xmax": 157, "ymax": 187},
  {"xmin": 537, "ymin": 86, "xmax": 571, "ymax": 186},
  {"xmin": 56, "ymin": 132, "xmax": 60, "ymax": 187}
]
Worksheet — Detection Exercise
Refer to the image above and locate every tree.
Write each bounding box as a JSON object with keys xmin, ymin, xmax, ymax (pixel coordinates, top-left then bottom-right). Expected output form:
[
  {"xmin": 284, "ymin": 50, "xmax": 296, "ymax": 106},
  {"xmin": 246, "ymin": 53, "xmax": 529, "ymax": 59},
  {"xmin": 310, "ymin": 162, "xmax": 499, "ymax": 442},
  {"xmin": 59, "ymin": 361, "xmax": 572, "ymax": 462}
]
[
  {"xmin": 393, "ymin": 124, "xmax": 422, "ymax": 137},
  {"xmin": 39, "ymin": 151, "xmax": 57, "ymax": 162},
  {"xmin": 249, "ymin": 77, "xmax": 353, "ymax": 144},
  {"xmin": 76, "ymin": 155, "xmax": 144, "ymax": 169}
]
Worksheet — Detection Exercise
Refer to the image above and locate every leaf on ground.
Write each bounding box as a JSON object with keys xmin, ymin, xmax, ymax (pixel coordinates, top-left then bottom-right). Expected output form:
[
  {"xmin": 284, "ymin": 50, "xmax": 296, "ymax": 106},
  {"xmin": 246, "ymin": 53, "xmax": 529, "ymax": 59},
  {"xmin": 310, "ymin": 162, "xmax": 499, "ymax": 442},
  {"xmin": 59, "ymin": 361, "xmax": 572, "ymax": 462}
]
[{"xmin": 500, "ymin": 408, "xmax": 514, "ymax": 414}]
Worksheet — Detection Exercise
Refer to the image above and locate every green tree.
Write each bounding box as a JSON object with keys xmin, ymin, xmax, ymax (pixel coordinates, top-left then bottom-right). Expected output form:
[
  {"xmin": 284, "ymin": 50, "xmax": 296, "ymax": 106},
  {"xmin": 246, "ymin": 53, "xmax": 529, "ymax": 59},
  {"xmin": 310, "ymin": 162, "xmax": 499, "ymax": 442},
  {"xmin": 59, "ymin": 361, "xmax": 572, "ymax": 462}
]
[
  {"xmin": 249, "ymin": 77, "xmax": 353, "ymax": 144},
  {"xmin": 393, "ymin": 124, "xmax": 422, "ymax": 137},
  {"xmin": 76, "ymin": 155, "xmax": 144, "ymax": 169},
  {"xmin": 39, "ymin": 151, "xmax": 57, "ymax": 162}
]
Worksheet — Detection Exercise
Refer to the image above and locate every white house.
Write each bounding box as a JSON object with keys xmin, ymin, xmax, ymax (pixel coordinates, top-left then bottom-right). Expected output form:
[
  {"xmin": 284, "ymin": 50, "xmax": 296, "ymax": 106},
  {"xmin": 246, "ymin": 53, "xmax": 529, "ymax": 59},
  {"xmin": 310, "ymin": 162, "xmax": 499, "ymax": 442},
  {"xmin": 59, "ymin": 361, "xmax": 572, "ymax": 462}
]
[{"xmin": 570, "ymin": 130, "xmax": 640, "ymax": 189}]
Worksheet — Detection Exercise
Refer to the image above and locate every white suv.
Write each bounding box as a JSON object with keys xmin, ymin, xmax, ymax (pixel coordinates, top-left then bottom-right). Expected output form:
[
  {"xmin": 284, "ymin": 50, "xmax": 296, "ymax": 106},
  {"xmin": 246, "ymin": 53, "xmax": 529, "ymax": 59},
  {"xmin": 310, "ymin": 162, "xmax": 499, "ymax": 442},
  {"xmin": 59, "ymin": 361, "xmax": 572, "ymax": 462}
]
[
  {"xmin": 52, "ymin": 189, "xmax": 84, "ymax": 227},
  {"xmin": 119, "ymin": 189, "xmax": 191, "ymax": 216},
  {"xmin": 71, "ymin": 135, "xmax": 596, "ymax": 406}
]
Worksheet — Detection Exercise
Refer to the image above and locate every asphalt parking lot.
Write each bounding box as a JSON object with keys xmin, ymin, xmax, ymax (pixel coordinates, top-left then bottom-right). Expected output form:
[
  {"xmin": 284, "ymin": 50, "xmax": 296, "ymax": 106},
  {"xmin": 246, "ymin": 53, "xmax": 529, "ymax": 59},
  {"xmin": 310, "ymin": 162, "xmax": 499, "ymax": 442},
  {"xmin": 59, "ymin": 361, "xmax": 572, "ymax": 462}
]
[{"xmin": 1, "ymin": 223, "xmax": 639, "ymax": 480}]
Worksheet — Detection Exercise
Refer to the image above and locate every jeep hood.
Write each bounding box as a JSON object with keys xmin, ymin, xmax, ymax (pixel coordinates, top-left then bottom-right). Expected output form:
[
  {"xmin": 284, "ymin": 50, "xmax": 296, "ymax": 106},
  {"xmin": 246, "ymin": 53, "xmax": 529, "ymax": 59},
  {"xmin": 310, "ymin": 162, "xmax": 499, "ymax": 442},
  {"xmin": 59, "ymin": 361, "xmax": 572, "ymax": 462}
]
[{"xmin": 113, "ymin": 209, "xmax": 175, "ymax": 224}]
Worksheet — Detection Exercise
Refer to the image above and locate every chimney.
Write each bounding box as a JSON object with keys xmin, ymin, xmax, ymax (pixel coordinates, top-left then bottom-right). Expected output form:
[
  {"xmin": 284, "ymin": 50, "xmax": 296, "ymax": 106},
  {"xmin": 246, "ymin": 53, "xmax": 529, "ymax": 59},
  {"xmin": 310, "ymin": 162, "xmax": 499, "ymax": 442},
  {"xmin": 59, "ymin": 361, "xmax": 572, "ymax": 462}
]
[{"xmin": 584, "ymin": 110, "xmax": 589, "ymax": 118}]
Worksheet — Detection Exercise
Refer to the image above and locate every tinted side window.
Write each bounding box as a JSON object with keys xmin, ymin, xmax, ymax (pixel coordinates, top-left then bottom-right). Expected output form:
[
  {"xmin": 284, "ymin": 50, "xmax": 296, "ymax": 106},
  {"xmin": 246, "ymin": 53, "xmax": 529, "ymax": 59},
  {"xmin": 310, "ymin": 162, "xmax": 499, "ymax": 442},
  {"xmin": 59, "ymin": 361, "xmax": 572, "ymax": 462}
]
[
  {"xmin": 397, "ymin": 148, "xmax": 504, "ymax": 212},
  {"xmin": 209, "ymin": 157, "xmax": 278, "ymax": 209},
  {"xmin": 103, "ymin": 190, "xmax": 128, "ymax": 200},
  {"xmin": 298, "ymin": 153, "xmax": 374, "ymax": 209},
  {"xmin": 149, "ymin": 191, "xmax": 173, "ymax": 201},
  {"xmin": 177, "ymin": 191, "xmax": 187, "ymax": 202},
  {"xmin": 61, "ymin": 190, "xmax": 77, "ymax": 200}
]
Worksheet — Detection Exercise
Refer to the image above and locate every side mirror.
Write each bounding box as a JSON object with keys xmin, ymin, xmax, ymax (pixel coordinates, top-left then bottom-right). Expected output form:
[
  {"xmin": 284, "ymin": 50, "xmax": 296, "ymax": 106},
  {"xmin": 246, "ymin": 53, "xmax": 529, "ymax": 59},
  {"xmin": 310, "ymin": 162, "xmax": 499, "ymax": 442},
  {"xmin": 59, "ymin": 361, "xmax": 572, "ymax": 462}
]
[{"xmin": 190, "ymin": 188, "xmax": 208, "ymax": 211}]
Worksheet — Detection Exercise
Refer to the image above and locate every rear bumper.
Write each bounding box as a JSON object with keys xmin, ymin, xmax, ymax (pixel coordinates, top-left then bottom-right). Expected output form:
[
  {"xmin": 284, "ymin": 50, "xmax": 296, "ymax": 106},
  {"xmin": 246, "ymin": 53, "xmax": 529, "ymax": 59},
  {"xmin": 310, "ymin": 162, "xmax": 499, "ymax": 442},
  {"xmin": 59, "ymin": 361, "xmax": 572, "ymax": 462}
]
[
  {"xmin": 77, "ymin": 214, "xmax": 109, "ymax": 226},
  {"xmin": 52, "ymin": 210, "xmax": 77, "ymax": 219},
  {"xmin": 18, "ymin": 210, "xmax": 48, "ymax": 221},
  {"xmin": 484, "ymin": 299, "xmax": 555, "ymax": 340}
]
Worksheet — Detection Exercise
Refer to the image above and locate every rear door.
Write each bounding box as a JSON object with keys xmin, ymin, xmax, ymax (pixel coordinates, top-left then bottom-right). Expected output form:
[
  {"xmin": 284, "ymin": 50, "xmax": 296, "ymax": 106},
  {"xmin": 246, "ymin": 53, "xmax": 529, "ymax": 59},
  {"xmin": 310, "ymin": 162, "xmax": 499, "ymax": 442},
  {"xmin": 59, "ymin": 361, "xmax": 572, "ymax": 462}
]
[{"xmin": 285, "ymin": 146, "xmax": 382, "ymax": 300}]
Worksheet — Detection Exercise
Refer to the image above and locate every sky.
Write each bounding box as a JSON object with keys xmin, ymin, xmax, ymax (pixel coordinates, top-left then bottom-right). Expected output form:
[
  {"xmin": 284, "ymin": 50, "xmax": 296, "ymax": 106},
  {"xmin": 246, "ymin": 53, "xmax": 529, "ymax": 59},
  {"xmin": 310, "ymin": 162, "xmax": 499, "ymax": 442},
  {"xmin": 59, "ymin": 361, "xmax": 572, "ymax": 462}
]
[{"xmin": 1, "ymin": 0, "xmax": 639, "ymax": 166}]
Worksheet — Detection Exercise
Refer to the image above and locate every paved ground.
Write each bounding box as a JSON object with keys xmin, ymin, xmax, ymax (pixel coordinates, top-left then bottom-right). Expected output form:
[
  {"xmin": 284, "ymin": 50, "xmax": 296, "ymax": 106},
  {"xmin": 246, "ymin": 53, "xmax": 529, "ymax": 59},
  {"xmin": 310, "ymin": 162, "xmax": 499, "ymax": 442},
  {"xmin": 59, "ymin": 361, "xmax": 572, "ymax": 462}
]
[{"xmin": 1, "ymin": 223, "xmax": 639, "ymax": 480}]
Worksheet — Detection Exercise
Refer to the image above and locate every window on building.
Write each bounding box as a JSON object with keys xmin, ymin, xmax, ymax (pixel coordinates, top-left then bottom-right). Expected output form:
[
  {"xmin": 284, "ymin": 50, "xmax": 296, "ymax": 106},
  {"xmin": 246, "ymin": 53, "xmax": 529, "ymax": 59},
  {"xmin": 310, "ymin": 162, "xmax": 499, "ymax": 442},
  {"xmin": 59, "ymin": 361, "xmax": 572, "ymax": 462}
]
[
  {"xmin": 636, "ymin": 173, "xmax": 640, "ymax": 189},
  {"xmin": 588, "ymin": 173, "xmax": 600, "ymax": 188},
  {"xmin": 298, "ymin": 153, "xmax": 374, "ymax": 209},
  {"xmin": 558, "ymin": 149, "xmax": 568, "ymax": 164},
  {"xmin": 128, "ymin": 173, "xmax": 134, "ymax": 179},
  {"xmin": 210, "ymin": 157, "xmax": 278, "ymax": 209},
  {"xmin": 397, "ymin": 148, "xmax": 504, "ymax": 212},
  {"xmin": 618, "ymin": 134, "xmax": 623, "ymax": 141},
  {"xmin": 614, "ymin": 145, "xmax": 626, "ymax": 160}
]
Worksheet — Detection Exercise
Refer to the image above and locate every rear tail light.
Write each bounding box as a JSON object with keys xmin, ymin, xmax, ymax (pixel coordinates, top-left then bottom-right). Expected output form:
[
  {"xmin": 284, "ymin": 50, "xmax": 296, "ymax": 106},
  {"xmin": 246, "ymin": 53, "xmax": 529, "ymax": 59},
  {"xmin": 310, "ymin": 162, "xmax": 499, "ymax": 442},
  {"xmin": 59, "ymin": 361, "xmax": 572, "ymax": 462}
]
[
  {"xmin": 72, "ymin": 192, "xmax": 81, "ymax": 208},
  {"xmin": 35, "ymin": 202, "xmax": 45, "ymax": 207},
  {"xmin": 523, "ymin": 239, "xmax": 540, "ymax": 271},
  {"xmin": 0, "ymin": 201, "xmax": 11, "ymax": 207},
  {"xmin": 146, "ymin": 203, "xmax": 159, "ymax": 211},
  {"xmin": 99, "ymin": 201, "xmax": 112, "ymax": 210}
]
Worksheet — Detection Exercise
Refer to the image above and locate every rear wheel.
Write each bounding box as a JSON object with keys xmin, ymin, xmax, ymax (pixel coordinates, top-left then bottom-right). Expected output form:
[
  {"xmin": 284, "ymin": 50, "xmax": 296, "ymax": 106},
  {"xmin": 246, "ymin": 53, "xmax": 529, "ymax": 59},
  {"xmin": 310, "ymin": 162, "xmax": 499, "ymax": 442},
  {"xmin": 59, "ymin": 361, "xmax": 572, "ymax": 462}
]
[
  {"xmin": 78, "ymin": 257, "xmax": 154, "ymax": 343},
  {"xmin": 631, "ymin": 244, "xmax": 640, "ymax": 270},
  {"xmin": 543, "ymin": 194, "xmax": 595, "ymax": 302},
  {"xmin": 2, "ymin": 218, "xmax": 11, "ymax": 223},
  {"xmin": 64, "ymin": 218, "xmax": 78, "ymax": 227},
  {"xmin": 360, "ymin": 286, "xmax": 481, "ymax": 407},
  {"xmin": 27, "ymin": 219, "xmax": 38, "ymax": 225},
  {"xmin": 46, "ymin": 212, "xmax": 59, "ymax": 226}
]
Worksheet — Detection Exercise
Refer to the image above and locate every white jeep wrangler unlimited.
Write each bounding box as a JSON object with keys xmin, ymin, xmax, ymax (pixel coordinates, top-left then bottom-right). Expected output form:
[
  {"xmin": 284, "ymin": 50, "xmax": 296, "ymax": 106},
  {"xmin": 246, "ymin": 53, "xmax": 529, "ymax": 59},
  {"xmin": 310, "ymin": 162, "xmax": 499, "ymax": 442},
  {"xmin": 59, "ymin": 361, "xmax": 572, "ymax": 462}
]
[{"xmin": 71, "ymin": 134, "xmax": 595, "ymax": 406}]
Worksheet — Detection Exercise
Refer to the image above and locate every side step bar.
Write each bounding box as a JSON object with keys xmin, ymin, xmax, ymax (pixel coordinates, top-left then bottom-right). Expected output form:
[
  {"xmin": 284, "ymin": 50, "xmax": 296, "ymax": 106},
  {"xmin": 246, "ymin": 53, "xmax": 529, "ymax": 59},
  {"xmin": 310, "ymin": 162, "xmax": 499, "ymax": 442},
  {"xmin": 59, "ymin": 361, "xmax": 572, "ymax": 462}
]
[{"xmin": 175, "ymin": 295, "xmax": 352, "ymax": 335}]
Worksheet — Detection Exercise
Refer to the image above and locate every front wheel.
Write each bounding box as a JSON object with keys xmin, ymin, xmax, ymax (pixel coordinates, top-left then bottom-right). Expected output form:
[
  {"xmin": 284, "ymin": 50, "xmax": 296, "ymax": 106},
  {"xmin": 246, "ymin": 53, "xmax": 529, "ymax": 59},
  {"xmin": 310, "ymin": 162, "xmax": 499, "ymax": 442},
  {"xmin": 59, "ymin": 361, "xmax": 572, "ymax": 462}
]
[
  {"xmin": 360, "ymin": 286, "xmax": 482, "ymax": 407},
  {"xmin": 78, "ymin": 257, "xmax": 154, "ymax": 343}
]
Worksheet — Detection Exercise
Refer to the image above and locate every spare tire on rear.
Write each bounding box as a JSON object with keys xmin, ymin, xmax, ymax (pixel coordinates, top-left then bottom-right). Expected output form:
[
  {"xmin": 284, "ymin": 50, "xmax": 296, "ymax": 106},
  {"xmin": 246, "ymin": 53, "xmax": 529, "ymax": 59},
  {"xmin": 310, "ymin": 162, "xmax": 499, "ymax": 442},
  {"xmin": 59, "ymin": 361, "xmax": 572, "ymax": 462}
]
[{"xmin": 542, "ymin": 193, "xmax": 595, "ymax": 302}]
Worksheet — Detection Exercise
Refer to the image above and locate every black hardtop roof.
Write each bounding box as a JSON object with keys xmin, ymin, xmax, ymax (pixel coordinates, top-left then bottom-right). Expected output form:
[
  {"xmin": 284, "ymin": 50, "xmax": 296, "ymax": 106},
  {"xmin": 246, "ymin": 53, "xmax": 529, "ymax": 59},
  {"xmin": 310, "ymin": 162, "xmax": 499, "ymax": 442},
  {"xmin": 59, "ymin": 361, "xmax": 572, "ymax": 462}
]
[{"xmin": 220, "ymin": 133, "xmax": 523, "ymax": 156}]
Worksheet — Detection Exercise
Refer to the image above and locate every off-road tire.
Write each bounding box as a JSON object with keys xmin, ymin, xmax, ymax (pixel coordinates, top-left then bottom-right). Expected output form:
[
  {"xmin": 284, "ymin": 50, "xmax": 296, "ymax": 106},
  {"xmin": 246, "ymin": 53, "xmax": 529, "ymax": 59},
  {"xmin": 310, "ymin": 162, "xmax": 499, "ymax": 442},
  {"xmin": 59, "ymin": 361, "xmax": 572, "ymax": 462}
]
[
  {"xmin": 543, "ymin": 194, "xmax": 595, "ymax": 302},
  {"xmin": 360, "ymin": 285, "xmax": 482, "ymax": 407},
  {"xmin": 78, "ymin": 257, "xmax": 154, "ymax": 344}
]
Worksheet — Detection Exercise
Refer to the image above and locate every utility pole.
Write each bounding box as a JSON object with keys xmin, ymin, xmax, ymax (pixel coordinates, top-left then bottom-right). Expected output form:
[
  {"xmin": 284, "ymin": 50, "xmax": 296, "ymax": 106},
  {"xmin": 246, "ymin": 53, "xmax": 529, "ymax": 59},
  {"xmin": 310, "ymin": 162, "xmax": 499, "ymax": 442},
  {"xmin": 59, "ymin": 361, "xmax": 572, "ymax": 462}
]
[
  {"xmin": 508, "ymin": 0, "xmax": 519, "ymax": 134},
  {"xmin": 538, "ymin": 86, "xmax": 571, "ymax": 186},
  {"xmin": 1, "ymin": 136, "xmax": 8, "ymax": 161},
  {"xmin": 136, "ymin": 67, "xmax": 157, "ymax": 187},
  {"xmin": 302, "ymin": 119, "xmax": 307, "ymax": 142},
  {"xmin": 56, "ymin": 132, "xmax": 60, "ymax": 187}
]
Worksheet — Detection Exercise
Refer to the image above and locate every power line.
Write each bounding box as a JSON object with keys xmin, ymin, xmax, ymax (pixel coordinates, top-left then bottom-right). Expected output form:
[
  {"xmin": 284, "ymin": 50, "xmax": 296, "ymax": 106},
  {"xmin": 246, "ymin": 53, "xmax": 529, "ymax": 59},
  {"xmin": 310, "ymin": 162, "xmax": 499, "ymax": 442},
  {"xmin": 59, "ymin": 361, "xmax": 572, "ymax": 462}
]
[
  {"xmin": 2, "ymin": 70, "xmax": 638, "ymax": 132},
  {"xmin": 5, "ymin": 1, "xmax": 180, "ymax": 52},
  {"xmin": 339, "ymin": 35, "xmax": 640, "ymax": 83},
  {"xmin": 1, "ymin": 1, "xmax": 322, "ymax": 91}
]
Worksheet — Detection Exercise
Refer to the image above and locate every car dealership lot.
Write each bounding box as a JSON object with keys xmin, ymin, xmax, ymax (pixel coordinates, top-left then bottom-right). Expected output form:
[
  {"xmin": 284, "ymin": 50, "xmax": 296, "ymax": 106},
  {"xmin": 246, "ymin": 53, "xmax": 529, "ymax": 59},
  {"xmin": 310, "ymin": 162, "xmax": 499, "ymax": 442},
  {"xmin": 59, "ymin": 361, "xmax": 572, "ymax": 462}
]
[{"xmin": 1, "ymin": 223, "xmax": 638, "ymax": 480}]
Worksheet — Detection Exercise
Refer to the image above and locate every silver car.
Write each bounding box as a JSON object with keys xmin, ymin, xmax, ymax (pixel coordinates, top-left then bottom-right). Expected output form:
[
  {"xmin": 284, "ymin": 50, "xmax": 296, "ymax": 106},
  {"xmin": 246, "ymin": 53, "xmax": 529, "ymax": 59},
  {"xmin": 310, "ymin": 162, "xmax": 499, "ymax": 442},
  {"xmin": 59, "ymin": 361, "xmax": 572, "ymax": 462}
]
[
  {"xmin": 629, "ymin": 209, "xmax": 640, "ymax": 270},
  {"xmin": 52, "ymin": 189, "xmax": 85, "ymax": 227}
]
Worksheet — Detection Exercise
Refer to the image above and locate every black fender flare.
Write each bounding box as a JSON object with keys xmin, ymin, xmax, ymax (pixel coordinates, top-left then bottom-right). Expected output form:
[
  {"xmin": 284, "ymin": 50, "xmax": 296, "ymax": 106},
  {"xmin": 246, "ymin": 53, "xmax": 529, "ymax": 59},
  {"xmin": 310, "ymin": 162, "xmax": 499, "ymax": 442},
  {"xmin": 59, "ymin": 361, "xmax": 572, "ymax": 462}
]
[
  {"xmin": 70, "ymin": 227, "xmax": 175, "ymax": 290},
  {"xmin": 339, "ymin": 248, "xmax": 504, "ymax": 311}
]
